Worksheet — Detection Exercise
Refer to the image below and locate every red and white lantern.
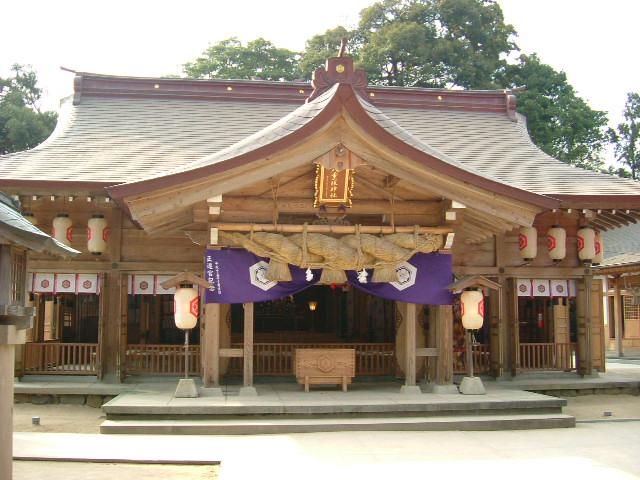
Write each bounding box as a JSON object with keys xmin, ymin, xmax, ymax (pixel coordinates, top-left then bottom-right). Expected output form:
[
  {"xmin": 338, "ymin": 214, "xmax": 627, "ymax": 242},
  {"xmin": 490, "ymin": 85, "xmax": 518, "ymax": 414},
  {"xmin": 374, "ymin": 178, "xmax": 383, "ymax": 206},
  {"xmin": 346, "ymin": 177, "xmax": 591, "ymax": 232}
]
[
  {"xmin": 460, "ymin": 290, "xmax": 484, "ymax": 330},
  {"xmin": 594, "ymin": 231, "xmax": 604, "ymax": 265},
  {"xmin": 577, "ymin": 227, "xmax": 596, "ymax": 263},
  {"xmin": 547, "ymin": 225, "xmax": 566, "ymax": 262},
  {"xmin": 52, "ymin": 214, "xmax": 73, "ymax": 246},
  {"xmin": 174, "ymin": 285, "xmax": 199, "ymax": 330},
  {"xmin": 87, "ymin": 214, "xmax": 109, "ymax": 255},
  {"xmin": 519, "ymin": 226, "xmax": 537, "ymax": 261}
]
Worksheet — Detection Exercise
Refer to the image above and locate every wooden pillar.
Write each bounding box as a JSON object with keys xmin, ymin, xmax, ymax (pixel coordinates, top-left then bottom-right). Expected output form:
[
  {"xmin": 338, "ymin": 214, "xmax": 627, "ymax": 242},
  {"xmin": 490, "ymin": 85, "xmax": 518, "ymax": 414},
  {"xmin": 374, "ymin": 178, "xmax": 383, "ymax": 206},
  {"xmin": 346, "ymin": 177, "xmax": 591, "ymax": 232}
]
[
  {"xmin": 0, "ymin": 344, "xmax": 14, "ymax": 480},
  {"xmin": 576, "ymin": 274, "xmax": 593, "ymax": 376},
  {"xmin": 100, "ymin": 271, "xmax": 123, "ymax": 382},
  {"xmin": 488, "ymin": 287, "xmax": 503, "ymax": 378},
  {"xmin": 100, "ymin": 209, "xmax": 123, "ymax": 382},
  {"xmin": 509, "ymin": 278, "xmax": 520, "ymax": 376},
  {"xmin": 240, "ymin": 302, "xmax": 257, "ymax": 395},
  {"xmin": 404, "ymin": 303, "xmax": 417, "ymax": 386},
  {"xmin": 613, "ymin": 276, "xmax": 624, "ymax": 358},
  {"xmin": 202, "ymin": 303, "xmax": 221, "ymax": 387},
  {"xmin": 435, "ymin": 304, "xmax": 453, "ymax": 386}
]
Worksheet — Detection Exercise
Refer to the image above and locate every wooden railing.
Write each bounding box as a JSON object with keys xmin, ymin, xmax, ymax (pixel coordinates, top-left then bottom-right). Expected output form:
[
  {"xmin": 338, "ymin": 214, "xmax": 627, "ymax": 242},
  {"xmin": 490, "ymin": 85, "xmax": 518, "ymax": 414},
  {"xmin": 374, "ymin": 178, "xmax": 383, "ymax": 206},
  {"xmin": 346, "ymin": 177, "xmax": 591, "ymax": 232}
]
[
  {"xmin": 22, "ymin": 342, "xmax": 99, "ymax": 375},
  {"xmin": 228, "ymin": 343, "xmax": 396, "ymax": 376},
  {"xmin": 125, "ymin": 344, "xmax": 201, "ymax": 376},
  {"xmin": 453, "ymin": 344, "xmax": 490, "ymax": 375},
  {"xmin": 519, "ymin": 343, "xmax": 576, "ymax": 371}
]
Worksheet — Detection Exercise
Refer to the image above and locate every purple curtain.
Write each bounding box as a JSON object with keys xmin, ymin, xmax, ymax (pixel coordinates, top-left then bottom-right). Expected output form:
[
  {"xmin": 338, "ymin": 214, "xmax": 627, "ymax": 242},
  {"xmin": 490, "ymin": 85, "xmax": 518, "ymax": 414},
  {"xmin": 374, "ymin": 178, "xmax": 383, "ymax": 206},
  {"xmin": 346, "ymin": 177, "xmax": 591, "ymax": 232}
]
[{"xmin": 205, "ymin": 249, "xmax": 453, "ymax": 305}]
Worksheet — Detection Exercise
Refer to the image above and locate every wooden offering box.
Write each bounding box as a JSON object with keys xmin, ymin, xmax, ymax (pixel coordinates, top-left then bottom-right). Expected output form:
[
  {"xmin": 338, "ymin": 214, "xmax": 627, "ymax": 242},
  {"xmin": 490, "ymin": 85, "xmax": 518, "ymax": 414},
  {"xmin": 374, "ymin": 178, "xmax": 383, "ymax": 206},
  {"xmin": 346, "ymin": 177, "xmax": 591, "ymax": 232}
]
[{"xmin": 295, "ymin": 348, "xmax": 356, "ymax": 392}]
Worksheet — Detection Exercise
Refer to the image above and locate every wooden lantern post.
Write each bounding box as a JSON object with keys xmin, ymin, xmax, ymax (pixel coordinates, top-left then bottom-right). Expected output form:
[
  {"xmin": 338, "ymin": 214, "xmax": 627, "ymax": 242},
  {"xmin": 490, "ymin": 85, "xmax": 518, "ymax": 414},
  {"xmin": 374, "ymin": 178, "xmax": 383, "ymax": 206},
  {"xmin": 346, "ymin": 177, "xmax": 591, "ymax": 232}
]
[
  {"xmin": 161, "ymin": 272, "xmax": 212, "ymax": 398},
  {"xmin": 449, "ymin": 276, "xmax": 502, "ymax": 395}
]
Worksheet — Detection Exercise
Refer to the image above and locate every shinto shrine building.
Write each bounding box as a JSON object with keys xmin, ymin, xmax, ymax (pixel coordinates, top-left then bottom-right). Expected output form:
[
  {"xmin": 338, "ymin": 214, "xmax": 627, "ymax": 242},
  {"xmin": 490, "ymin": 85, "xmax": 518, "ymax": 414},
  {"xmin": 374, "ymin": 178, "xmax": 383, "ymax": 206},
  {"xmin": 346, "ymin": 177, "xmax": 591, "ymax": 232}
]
[{"xmin": 2, "ymin": 55, "xmax": 640, "ymax": 392}]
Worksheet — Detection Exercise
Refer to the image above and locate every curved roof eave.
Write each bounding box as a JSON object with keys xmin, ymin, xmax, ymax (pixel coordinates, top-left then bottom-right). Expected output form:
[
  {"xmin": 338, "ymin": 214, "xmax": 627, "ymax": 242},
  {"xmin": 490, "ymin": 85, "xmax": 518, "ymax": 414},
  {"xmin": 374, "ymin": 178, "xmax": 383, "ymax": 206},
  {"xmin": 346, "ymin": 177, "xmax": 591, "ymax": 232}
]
[{"xmin": 107, "ymin": 83, "xmax": 560, "ymax": 210}]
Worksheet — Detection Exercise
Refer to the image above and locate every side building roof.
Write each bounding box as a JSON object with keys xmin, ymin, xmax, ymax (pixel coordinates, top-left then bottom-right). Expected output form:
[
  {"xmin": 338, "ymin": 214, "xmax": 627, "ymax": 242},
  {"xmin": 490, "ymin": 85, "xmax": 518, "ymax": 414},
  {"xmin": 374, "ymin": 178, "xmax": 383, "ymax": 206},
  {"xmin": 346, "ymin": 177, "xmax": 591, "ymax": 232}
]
[{"xmin": 0, "ymin": 193, "xmax": 79, "ymax": 257}]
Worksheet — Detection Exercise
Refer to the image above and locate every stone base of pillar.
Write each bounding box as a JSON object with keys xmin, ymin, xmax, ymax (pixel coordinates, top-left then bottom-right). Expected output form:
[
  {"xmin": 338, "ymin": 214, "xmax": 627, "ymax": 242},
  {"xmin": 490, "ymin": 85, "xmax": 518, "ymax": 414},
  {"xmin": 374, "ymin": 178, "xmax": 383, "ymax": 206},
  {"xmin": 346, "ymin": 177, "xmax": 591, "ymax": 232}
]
[
  {"xmin": 423, "ymin": 383, "xmax": 459, "ymax": 394},
  {"xmin": 201, "ymin": 387, "xmax": 224, "ymax": 397},
  {"xmin": 459, "ymin": 377, "xmax": 486, "ymax": 395},
  {"xmin": 174, "ymin": 378, "xmax": 199, "ymax": 398},
  {"xmin": 399, "ymin": 385, "xmax": 422, "ymax": 395},
  {"xmin": 239, "ymin": 386, "xmax": 258, "ymax": 397}
]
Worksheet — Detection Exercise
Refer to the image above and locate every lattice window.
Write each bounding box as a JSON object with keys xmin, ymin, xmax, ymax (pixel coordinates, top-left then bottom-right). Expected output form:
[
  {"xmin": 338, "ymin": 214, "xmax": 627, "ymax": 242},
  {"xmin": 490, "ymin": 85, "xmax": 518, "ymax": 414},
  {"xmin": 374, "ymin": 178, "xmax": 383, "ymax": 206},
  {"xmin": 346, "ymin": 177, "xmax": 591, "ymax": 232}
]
[{"xmin": 623, "ymin": 296, "xmax": 640, "ymax": 321}]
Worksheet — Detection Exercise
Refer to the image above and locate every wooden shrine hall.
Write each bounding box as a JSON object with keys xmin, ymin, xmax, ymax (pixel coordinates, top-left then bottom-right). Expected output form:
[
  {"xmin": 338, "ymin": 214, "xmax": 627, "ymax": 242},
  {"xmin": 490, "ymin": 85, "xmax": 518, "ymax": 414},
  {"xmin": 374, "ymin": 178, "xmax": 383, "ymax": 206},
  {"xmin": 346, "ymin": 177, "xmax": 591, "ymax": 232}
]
[{"xmin": 3, "ymin": 53, "xmax": 640, "ymax": 393}]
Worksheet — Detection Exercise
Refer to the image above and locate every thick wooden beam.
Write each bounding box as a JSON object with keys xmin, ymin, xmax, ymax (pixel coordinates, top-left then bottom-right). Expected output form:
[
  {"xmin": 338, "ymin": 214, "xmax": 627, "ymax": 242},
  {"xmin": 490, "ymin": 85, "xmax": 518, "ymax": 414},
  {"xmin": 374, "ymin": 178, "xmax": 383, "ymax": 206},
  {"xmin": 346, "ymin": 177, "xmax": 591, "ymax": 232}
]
[
  {"xmin": 454, "ymin": 266, "xmax": 592, "ymax": 277},
  {"xmin": 211, "ymin": 222, "xmax": 451, "ymax": 235},
  {"xmin": 435, "ymin": 304, "xmax": 453, "ymax": 386},
  {"xmin": 28, "ymin": 260, "xmax": 204, "ymax": 272},
  {"xmin": 220, "ymin": 196, "xmax": 440, "ymax": 215}
]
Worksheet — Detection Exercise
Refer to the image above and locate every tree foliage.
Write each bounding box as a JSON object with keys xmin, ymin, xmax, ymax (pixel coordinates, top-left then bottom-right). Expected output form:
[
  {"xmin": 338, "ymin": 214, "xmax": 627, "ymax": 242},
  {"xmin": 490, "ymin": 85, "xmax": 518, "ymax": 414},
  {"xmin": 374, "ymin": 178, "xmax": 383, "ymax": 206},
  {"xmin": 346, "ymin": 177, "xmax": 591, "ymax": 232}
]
[
  {"xmin": 183, "ymin": 38, "xmax": 300, "ymax": 81},
  {"xmin": 353, "ymin": 0, "xmax": 516, "ymax": 88},
  {"xmin": 609, "ymin": 93, "xmax": 640, "ymax": 179},
  {"xmin": 496, "ymin": 54, "xmax": 608, "ymax": 171},
  {"xmin": 0, "ymin": 65, "xmax": 57, "ymax": 155}
]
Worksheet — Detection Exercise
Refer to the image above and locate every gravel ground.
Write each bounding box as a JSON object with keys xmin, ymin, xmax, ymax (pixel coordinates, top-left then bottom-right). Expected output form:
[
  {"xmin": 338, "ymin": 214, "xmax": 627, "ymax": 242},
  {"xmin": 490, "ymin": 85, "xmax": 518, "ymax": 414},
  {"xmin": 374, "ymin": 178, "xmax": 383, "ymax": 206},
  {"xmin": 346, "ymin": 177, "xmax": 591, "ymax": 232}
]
[{"xmin": 12, "ymin": 392, "xmax": 640, "ymax": 434}]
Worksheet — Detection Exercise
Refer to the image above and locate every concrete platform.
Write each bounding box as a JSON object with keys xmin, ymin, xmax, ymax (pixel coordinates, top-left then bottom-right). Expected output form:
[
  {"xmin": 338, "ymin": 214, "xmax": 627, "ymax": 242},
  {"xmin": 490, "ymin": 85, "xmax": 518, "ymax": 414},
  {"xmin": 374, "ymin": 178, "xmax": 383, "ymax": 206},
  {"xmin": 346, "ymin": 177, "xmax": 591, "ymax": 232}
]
[
  {"xmin": 99, "ymin": 382, "xmax": 573, "ymax": 433},
  {"xmin": 102, "ymin": 382, "xmax": 567, "ymax": 417},
  {"xmin": 100, "ymin": 413, "xmax": 576, "ymax": 435}
]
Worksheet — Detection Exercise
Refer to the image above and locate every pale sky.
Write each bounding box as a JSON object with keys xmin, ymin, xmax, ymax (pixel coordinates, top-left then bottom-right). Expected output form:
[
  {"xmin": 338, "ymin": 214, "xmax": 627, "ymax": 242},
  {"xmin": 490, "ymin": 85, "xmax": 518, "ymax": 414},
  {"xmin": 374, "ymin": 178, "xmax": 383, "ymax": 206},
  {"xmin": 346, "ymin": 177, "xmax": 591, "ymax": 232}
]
[{"xmin": 1, "ymin": 0, "xmax": 638, "ymax": 165}]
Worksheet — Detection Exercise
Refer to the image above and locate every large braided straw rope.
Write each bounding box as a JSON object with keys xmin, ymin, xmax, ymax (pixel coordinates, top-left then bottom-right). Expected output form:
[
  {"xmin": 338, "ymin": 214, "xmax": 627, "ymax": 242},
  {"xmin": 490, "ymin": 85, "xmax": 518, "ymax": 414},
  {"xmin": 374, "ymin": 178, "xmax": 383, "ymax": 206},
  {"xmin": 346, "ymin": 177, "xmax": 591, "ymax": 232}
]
[{"xmin": 219, "ymin": 227, "xmax": 443, "ymax": 284}]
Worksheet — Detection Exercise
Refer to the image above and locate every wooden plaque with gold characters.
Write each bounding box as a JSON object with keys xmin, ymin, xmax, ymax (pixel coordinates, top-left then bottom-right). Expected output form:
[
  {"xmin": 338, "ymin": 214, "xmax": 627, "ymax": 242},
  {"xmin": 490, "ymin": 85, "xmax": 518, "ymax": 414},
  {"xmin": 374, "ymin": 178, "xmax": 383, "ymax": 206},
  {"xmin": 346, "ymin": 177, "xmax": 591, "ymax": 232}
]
[
  {"xmin": 314, "ymin": 165, "xmax": 354, "ymax": 208},
  {"xmin": 313, "ymin": 145, "xmax": 362, "ymax": 208}
]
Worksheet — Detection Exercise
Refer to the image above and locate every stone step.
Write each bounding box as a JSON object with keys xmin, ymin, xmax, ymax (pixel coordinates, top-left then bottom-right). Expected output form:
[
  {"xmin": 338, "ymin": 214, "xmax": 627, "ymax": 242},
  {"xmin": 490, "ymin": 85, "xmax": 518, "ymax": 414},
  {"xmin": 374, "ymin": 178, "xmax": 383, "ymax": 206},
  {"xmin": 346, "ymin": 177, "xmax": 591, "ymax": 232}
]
[
  {"xmin": 103, "ymin": 397, "xmax": 567, "ymax": 418},
  {"xmin": 100, "ymin": 414, "xmax": 576, "ymax": 435}
]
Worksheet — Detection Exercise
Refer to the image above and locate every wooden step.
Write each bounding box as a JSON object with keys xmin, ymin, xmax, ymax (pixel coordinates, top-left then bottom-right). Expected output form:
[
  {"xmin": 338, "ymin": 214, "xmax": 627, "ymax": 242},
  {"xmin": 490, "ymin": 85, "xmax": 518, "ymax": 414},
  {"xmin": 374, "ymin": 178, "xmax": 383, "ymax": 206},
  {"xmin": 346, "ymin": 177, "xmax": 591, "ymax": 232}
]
[{"xmin": 100, "ymin": 414, "xmax": 576, "ymax": 435}]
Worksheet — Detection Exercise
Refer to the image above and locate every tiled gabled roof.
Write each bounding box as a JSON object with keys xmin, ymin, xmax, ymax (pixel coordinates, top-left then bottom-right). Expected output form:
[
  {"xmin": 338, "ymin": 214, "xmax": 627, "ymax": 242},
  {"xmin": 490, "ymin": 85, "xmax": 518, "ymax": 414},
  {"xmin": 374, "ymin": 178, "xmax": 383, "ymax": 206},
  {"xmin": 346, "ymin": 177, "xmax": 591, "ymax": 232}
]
[{"xmin": 0, "ymin": 72, "xmax": 639, "ymax": 205}]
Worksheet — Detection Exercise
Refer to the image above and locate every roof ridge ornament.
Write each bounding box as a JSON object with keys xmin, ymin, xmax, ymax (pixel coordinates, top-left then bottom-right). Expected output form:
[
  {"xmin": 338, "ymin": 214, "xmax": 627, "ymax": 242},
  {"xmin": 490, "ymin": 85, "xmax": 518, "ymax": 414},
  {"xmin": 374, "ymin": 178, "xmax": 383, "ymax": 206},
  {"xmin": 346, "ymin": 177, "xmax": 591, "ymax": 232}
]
[{"xmin": 307, "ymin": 52, "xmax": 367, "ymax": 102}]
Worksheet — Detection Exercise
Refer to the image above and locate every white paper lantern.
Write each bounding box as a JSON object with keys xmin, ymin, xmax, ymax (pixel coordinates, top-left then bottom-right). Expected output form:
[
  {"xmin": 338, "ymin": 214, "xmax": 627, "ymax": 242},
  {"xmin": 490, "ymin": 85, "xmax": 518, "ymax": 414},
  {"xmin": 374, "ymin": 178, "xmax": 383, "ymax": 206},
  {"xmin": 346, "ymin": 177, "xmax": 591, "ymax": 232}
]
[
  {"xmin": 174, "ymin": 286, "xmax": 199, "ymax": 330},
  {"xmin": 461, "ymin": 290, "xmax": 484, "ymax": 330},
  {"xmin": 52, "ymin": 214, "xmax": 73, "ymax": 246},
  {"xmin": 87, "ymin": 214, "xmax": 109, "ymax": 255},
  {"xmin": 547, "ymin": 225, "xmax": 566, "ymax": 262},
  {"xmin": 577, "ymin": 227, "xmax": 596, "ymax": 263},
  {"xmin": 519, "ymin": 226, "xmax": 537, "ymax": 261},
  {"xmin": 593, "ymin": 231, "xmax": 604, "ymax": 265},
  {"xmin": 22, "ymin": 211, "xmax": 37, "ymax": 226}
]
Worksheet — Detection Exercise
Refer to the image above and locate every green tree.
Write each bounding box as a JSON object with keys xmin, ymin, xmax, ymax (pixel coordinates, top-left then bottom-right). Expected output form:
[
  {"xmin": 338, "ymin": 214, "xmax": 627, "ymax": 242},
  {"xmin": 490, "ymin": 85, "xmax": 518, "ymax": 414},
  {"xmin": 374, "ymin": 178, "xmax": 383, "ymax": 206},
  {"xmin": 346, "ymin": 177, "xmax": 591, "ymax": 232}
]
[
  {"xmin": 609, "ymin": 93, "xmax": 640, "ymax": 179},
  {"xmin": 496, "ymin": 54, "xmax": 608, "ymax": 171},
  {"xmin": 183, "ymin": 37, "xmax": 301, "ymax": 81},
  {"xmin": 325, "ymin": 0, "xmax": 517, "ymax": 88},
  {"xmin": 0, "ymin": 64, "xmax": 57, "ymax": 155}
]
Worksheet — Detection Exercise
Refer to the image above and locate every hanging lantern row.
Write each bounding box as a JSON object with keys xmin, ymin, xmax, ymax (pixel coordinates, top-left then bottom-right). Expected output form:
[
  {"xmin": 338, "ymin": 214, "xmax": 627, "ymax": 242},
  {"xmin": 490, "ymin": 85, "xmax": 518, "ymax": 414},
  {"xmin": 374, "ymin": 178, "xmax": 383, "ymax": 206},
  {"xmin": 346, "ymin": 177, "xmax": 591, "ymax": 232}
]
[
  {"xmin": 519, "ymin": 225, "xmax": 603, "ymax": 265},
  {"xmin": 47, "ymin": 213, "xmax": 109, "ymax": 255},
  {"xmin": 460, "ymin": 290, "xmax": 484, "ymax": 330}
]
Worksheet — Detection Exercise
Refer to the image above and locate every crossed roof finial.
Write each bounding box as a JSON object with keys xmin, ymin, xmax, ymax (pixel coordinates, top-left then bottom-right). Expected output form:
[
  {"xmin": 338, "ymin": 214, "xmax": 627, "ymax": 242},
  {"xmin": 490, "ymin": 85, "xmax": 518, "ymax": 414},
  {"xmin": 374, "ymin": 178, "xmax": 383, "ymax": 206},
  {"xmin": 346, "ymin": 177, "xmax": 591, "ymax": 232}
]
[{"xmin": 338, "ymin": 37, "xmax": 348, "ymax": 57}]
